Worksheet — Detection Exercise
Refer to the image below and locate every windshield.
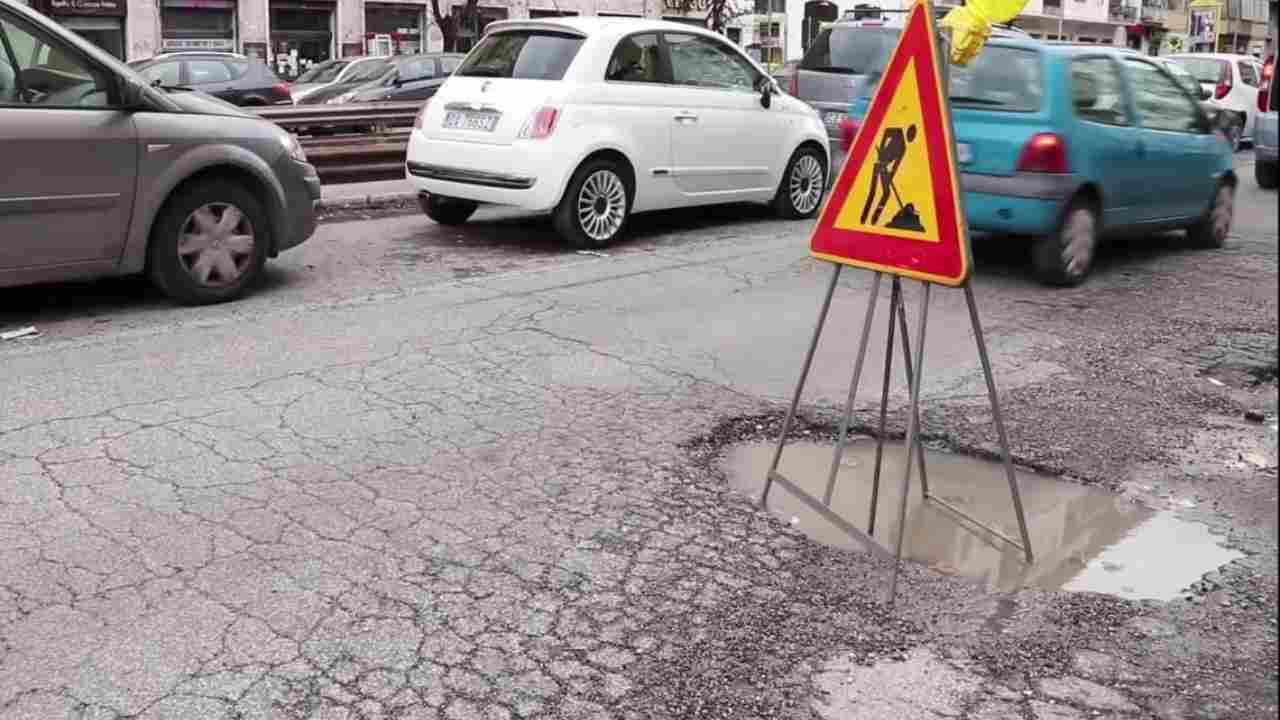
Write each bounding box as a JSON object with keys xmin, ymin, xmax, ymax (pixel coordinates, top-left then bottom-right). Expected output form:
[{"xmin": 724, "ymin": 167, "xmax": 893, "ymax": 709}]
[
  {"xmin": 1172, "ymin": 57, "xmax": 1227, "ymax": 84},
  {"xmin": 1163, "ymin": 61, "xmax": 1200, "ymax": 97},
  {"xmin": 344, "ymin": 58, "xmax": 389, "ymax": 82},
  {"xmin": 455, "ymin": 31, "xmax": 584, "ymax": 80},
  {"xmin": 297, "ymin": 59, "xmax": 346, "ymax": 83},
  {"xmin": 800, "ymin": 27, "xmax": 897, "ymax": 74},
  {"xmin": 948, "ymin": 46, "xmax": 1041, "ymax": 111}
]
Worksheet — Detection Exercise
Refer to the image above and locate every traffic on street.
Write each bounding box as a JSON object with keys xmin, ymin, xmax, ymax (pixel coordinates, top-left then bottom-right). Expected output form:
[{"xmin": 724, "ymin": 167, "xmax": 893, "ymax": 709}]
[{"xmin": 2, "ymin": 0, "xmax": 1277, "ymax": 718}]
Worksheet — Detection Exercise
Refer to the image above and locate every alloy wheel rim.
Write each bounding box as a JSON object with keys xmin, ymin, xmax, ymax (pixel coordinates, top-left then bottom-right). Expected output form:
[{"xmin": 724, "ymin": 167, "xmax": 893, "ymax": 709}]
[
  {"xmin": 577, "ymin": 170, "xmax": 627, "ymax": 242},
  {"xmin": 178, "ymin": 203, "xmax": 255, "ymax": 288},
  {"xmin": 790, "ymin": 154, "xmax": 825, "ymax": 214},
  {"xmin": 1212, "ymin": 186, "xmax": 1234, "ymax": 243},
  {"xmin": 1062, "ymin": 208, "xmax": 1096, "ymax": 277}
]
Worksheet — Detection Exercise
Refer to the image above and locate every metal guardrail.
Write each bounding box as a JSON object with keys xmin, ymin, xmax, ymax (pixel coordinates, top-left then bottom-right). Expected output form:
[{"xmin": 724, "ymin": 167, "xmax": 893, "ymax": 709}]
[{"xmin": 252, "ymin": 102, "xmax": 419, "ymax": 185}]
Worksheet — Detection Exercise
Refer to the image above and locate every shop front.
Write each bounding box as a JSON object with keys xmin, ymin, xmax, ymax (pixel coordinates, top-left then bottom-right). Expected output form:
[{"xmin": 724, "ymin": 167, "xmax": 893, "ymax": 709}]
[
  {"xmin": 453, "ymin": 4, "xmax": 507, "ymax": 52},
  {"xmin": 35, "ymin": 0, "xmax": 127, "ymax": 59},
  {"xmin": 271, "ymin": 0, "xmax": 335, "ymax": 80},
  {"xmin": 365, "ymin": 2, "xmax": 425, "ymax": 56},
  {"xmin": 161, "ymin": 0, "xmax": 237, "ymax": 54}
]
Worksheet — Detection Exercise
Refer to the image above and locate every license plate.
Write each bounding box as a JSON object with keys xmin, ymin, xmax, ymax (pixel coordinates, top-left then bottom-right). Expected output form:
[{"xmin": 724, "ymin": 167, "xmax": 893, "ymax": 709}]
[
  {"xmin": 443, "ymin": 110, "xmax": 498, "ymax": 132},
  {"xmin": 956, "ymin": 143, "xmax": 973, "ymax": 164},
  {"xmin": 823, "ymin": 111, "xmax": 847, "ymax": 130}
]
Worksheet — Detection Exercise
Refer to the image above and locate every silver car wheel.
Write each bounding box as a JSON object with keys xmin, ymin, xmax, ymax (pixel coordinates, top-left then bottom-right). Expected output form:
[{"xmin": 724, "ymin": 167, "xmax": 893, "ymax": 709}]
[
  {"xmin": 1061, "ymin": 207, "xmax": 1096, "ymax": 277},
  {"xmin": 178, "ymin": 203, "xmax": 256, "ymax": 288},
  {"xmin": 577, "ymin": 170, "xmax": 627, "ymax": 242},
  {"xmin": 1211, "ymin": 184, "xmax": 1234, "ymax": 243},
  {"xmin": 790, "ymin": 154, "xmax": 825, "ymax": 214}
]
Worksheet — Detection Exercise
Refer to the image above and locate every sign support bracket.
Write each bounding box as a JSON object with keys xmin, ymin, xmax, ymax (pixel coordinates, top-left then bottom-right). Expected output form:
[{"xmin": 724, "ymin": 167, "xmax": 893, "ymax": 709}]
[{"xmin": 762, "ymin": 274, "xmax": 1035, "ymax": 608}]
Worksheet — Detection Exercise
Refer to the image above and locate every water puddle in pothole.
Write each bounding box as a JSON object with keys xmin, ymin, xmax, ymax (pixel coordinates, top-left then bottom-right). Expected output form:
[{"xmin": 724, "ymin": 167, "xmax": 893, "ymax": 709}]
[{"xmin": 725, "ymin": 439, "xmax": 1244, "ymax": 601}]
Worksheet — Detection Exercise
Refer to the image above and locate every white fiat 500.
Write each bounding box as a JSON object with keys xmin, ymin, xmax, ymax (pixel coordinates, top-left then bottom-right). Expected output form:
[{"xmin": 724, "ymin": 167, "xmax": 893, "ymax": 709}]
[{"xmin": 405, "ymin": 17, "xmax": 831, "ymax": 248}]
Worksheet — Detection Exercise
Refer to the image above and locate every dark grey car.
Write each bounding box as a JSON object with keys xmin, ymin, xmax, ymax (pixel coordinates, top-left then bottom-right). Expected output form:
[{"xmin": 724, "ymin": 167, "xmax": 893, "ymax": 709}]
[
  {"xmin": 129, "ymin": 52, "xmax": 294, "ymax": 107},
  {"xmin": 0, "ymin": 0, "xmax": 320, "ymax": 304},
  {"xmin": 310, "ymin": 53, "xmax": 465, "ymax": 105}
]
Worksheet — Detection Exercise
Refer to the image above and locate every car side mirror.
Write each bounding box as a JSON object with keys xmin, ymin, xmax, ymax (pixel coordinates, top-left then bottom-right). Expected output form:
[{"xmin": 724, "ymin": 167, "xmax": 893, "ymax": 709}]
[{"xmin": 759, "ymin": 78, "xmax": 774, "ymax": 109}]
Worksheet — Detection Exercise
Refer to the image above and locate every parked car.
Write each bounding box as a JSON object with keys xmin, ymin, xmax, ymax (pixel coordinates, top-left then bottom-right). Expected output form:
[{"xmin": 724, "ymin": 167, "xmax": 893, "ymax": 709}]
[
  {"xmin": 311, "ymin": 53, "xmax": 466, "ymax": 105},
  {"xmin": 1, "ymin": 0, "xmax": 320, "ymax": 304},
  {"xmin": 1166, "ymin": 53, "xmax": 1265, "ymax": 149},
  {"xmin": 128, "ymin": 51, "xmax": 292, "ymax": 106},
  {"xmin": 1255, "ymin": 55, "xmax": 1277, "ymax": 189},
  {"xmin": 839, "ymin": 39, "xmax": 1235, "ymax": 286},
  {"xmin": 406, "ymin": 18, "xmax": 829, "ymax": 248},
  {"xmin": 790, "ymin": 8, "xmax": 1029, "ymax": 178},
  {"xmin": 290, "ymin": 55, "xmax": 390, "ymax": 103}
]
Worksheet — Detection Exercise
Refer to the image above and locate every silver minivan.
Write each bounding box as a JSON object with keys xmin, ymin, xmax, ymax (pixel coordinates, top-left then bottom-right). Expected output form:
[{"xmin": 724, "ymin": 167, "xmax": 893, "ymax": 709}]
[
  {"xmin": 0, "ymin": 0, "xmax": 320, "ymax": 304},
  {"xmin": 790, "ymin": 9, "xmax": 1028, "ymax": 177},
  {"xmin": 1255, "ymin": 60, "xmax": 1277, "ymax": 189}
]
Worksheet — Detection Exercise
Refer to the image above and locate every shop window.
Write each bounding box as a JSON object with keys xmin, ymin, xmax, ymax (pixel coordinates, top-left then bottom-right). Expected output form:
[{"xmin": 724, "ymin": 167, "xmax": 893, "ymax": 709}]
[
  {"xmin": 365, "ymin": 3, "xmax": 424, "ymax": 56},
  {"xmin": 161, "ymin": 2, "xmax": 237, "ymax": 53}
]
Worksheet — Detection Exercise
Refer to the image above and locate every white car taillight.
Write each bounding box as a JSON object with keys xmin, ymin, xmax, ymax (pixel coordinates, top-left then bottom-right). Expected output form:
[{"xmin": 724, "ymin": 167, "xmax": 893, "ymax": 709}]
[
  {"xmin": 414, "ymin": 98, "xmax": 430, "ymax": 130},
  {"xmin": 518, "ymin": 106, "xmax": 559, "ymax": 140}
]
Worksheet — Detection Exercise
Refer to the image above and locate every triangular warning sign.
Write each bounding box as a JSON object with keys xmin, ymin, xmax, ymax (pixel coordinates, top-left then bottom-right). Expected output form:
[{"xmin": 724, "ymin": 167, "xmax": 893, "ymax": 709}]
[{"xmin": 810, "ymin": 0, "xmax": 971, "ymax": 287}]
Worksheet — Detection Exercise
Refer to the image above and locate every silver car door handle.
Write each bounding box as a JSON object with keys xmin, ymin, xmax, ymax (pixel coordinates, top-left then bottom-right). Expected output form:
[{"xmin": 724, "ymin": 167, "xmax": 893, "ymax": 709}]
[{"xmin": 674, "ymin": 112, "xmax": 698, "ymax": 123}]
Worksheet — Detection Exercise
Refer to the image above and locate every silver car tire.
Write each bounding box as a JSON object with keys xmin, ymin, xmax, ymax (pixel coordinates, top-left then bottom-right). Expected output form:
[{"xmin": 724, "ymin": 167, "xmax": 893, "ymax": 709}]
[
  {"xmin": 554, "ymin": 158, "xmax": 632, "ymax": 249},
  {"xmin": 773, "ymin": 145, "xmax": 828, "ymax": 220},
  {"xmin": 148, "ymin": 180, "xmax": 270, "ymax": 305}
]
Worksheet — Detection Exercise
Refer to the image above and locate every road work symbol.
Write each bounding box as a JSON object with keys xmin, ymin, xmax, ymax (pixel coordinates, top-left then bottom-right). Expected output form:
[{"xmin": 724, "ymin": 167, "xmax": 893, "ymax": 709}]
[
  {"xmin": 860, "ymin": 124, "xmax": 925, "ymax": 232},
  {"xmin": 809, "ymin": 0, "xmax": 971, "ymax": 287}
]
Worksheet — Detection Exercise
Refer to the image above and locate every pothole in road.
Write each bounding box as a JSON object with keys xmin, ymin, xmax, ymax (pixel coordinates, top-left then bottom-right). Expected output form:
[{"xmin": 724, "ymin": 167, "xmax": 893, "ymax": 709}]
[{"xmin": 724, "ymin": 439, "xmax": 1243, "ymax": 601}]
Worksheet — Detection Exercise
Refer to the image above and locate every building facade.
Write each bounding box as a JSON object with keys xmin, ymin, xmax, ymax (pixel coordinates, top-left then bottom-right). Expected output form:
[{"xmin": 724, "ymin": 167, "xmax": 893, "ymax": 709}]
[
  {"xmin": 22, "ymin": 0, "xmax": 712, "ymax": 70},
  {"xmin": 19, "ymin": 0, "xmax": 1277, "ymax": 67}
]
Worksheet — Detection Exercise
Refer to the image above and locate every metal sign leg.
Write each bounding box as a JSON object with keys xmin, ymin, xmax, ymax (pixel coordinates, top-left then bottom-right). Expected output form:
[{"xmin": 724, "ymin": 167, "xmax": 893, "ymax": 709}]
[
  {"xmin": 964, "ymin": 283, "xmax": 1035, "ymax": 564},
  {"xmin": 763, "ymin": 264, "xmax": 843, "ymax": 507},
  {"xmin": 888, "ymin": 281, "xmax": 931, "ymax": 608},
  {"xmin": 867, "ymin": 279, "xmax": 901, "ymax": 536},
  {"xmin": 895, "ymin": 283, "xmax": 932, "ymax": 499},
  {"xmin": 822, "ymin": 273, "xmax": 884, "ymax": 506}
]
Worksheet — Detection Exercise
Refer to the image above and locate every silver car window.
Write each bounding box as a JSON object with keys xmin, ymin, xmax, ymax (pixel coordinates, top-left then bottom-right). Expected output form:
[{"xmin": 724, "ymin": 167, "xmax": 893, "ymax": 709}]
[{"xmin": 0, "ymin": 15, "xmax": 112, "ymax": 108}]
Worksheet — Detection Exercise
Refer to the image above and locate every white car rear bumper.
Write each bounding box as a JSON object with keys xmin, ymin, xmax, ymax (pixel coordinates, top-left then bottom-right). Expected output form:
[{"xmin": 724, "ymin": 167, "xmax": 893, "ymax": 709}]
[{"xmin": 405, "ymin": 130, "xmax": 571, "ymax": 212}]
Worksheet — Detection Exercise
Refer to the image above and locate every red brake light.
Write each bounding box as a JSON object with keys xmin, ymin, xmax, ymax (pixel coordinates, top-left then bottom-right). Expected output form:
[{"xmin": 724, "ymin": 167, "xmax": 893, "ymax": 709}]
[
  {"xmin": 274, "ymin": 82, "xmax": 291, "ymax": 98},
  {"xmin": 839, "ymin": 117, "xmax": 859, "ymax": 152},
  {"xmin": 789, "ymin": 71, "xmax": 798, "ymax": 96},
  {"xmin": 414, "ymin": 97, "xmax": 430, "ymax": 129},
  {"xmin": 1016, "ymin": 132, "xmax": 1069, "ymax": 174},
  {"xmin": 1260, "ymin": 86, "xmax": 1269, "ymax": 113},
  {"xmin": 1214, "ymin": 63, "xmax": 1231, "ymax": 99},
  {"xmin": 519, "ymin": 106, "xmax": 559, "ymax": 139}
]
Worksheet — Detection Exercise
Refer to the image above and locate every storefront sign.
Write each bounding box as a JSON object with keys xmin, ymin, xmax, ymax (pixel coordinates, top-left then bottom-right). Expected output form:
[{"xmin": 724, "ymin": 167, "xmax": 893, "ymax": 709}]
[
  {"xmin": 163, "ymin": 38, "xmax": 236, "ymax": 50},
  {"xmin": 664, "ymin": 0, "xmax": 711, "ymax": 10},
  {"xmin": 44, "ymin": 0, "xmax": 125, "ymax": 15}
]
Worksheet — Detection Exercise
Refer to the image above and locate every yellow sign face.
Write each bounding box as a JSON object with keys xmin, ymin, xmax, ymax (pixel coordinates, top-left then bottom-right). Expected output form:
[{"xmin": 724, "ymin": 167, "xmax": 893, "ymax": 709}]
[{"xmin": 833, "ymin": 59, "xmax": 940, "ymax": 244}]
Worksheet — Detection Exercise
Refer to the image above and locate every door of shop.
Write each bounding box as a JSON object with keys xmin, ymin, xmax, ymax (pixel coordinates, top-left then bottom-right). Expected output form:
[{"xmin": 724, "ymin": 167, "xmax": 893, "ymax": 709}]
[{"xmin": 270, "ymin": 0, "xmax": 334, "ymax": 80}]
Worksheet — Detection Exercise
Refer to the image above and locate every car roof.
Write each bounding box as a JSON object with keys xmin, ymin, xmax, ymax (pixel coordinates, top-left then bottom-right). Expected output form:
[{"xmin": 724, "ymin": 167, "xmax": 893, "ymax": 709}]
[{"xmin": 1166, "ymin": 52, "xmax": 1257, "ymax": 61}]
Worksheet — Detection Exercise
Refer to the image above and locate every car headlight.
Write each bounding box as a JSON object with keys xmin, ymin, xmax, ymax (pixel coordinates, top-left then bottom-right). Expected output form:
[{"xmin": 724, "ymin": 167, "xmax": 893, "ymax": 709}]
[{"xmin": 280, "ymin": 132, "xmax": 307, "ymax": 163}]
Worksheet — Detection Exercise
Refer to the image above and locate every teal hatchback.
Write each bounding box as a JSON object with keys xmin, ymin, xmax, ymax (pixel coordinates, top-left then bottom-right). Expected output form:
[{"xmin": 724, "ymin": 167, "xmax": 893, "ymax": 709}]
[{"xmin": 844, "ymin": 40, "xmax": 1236, "ymax": 285}]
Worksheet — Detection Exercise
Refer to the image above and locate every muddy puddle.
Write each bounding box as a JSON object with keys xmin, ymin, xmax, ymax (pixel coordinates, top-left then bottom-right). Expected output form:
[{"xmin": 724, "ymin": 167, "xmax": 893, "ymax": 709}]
[{"xmin": 725, "ymin": 440, "xmax": 1243, "ymax": 601}]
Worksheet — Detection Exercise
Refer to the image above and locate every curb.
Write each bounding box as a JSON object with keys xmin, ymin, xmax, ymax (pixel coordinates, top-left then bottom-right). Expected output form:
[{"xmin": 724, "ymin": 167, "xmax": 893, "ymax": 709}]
[{"xmin": 317, "ymin": 191, "xmax": 418, "ymax": 213}]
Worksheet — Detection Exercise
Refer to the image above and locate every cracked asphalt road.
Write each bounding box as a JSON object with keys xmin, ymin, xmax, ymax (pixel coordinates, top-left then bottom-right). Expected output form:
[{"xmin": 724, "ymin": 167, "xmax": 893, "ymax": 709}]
[{"xmin": 2, "ymin": 156, "xmax": 1276, "ymax": 719}]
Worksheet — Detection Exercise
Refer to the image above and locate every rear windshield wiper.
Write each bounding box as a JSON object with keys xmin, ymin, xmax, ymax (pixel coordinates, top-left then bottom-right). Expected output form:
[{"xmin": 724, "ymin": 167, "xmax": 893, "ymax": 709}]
[
  {"xmin": 458, "ymin": 68, "xmax": 507, "ymax": 77},
  {"xmin": 802, "ymin": 65, "xmax": 859, "ymax": 74},
  {"xmin": 949, "ymin": 95, "xmax": 1004, "ymax": 106}
]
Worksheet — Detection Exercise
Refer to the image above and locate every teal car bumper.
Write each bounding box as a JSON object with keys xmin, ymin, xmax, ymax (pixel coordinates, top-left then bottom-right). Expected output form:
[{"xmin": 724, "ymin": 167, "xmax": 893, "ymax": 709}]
[{"xmin": 960, "ymin": 172, "xmax": 1081, "ymax": 235}]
